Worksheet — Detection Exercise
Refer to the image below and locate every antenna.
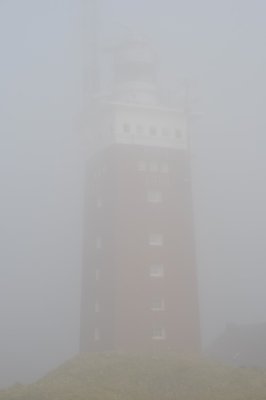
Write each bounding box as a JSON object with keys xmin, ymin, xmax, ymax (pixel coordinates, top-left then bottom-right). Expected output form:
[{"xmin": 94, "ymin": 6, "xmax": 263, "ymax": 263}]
[
  {"xmin": 90, "ymin": 0, "xmax": 100, "ymax": 95},
  {"xmin": 81, "ymin": 0, "xmax": 101, "ymax": 154},
  {"xmin": 82, "ymin": 0, "xmax": 101, "ymax": 99}
]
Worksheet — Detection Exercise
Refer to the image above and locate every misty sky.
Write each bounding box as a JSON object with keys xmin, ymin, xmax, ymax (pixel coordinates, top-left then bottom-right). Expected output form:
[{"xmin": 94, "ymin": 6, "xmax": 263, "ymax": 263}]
[{"xmin": 1, "ymin": 0, "xmax": 266, "ymax": 388}]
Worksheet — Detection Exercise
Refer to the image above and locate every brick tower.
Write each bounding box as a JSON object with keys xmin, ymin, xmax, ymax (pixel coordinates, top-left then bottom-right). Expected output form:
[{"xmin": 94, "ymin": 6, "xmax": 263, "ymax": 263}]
[{"xmin": 80, "ymin": 38, "xmax": 201, "ymax": 354}]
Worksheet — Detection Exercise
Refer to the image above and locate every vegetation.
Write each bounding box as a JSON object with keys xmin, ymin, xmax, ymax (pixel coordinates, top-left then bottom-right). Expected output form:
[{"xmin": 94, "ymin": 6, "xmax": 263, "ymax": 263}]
[{"xmin": 1, "ymin": 352, "xmax": 266, "ymax": 400}]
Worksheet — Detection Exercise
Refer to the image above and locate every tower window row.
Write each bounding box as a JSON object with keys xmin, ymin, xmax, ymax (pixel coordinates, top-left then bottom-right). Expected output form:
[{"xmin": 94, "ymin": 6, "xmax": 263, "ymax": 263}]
[
  {"xmin": 96, "ymin": 191, "xmax": 162, "ymax": 207},
  {"xmin": 95, "ymin": 234, "xmax": 164, "ymax": 249},
  {"xmin": 123, "ymin": 123, "xmax": 182, "ymax": 139},
  {"xmin": 152, "ymin": 327, "xmax": 166, "ymax": 340},
  {"xmin": 94, "ymin": 299, "xmax": 165, "ymax": 314},
  {"xmin": 149, "ymin": 233, "xmax": 163, "ymax": 246},
  {"xmin": 147, "ymin": 191, "xmax": 162, "ymax": 203},
  {"xmin": 138, "ymin": 161, "xmax": 169, "ymax": 173},
  {"xmin": 150, "ymin": 264, "xmax": 164, "ymax": 277},
  {"xmin": 96, "ymin": 191, "xmax": 162, "ymax": 208},
  {"xmin": 151, "ymin": 298, "xmax": 165, "ymax": 311},
  {"xmin": 92, "ymin": 161, "xmax": 169, "ymax": 179},
  {"xmin": 94, "ymin": 265, "xmax": 164, "ymax": 281}
]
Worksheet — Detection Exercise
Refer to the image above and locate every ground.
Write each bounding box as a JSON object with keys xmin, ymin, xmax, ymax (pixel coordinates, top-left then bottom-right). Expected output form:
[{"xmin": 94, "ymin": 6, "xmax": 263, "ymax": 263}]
[{"xmin": 1, "ymin": 352, "xmax": 266, "ymax": 400}]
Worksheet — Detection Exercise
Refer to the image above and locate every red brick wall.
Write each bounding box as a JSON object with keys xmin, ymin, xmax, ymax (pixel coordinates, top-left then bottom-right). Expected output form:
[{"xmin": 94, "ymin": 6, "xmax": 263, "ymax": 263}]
[{"xmin": 80, "ymin": 144, "xmax": 201, "ymax": 354}]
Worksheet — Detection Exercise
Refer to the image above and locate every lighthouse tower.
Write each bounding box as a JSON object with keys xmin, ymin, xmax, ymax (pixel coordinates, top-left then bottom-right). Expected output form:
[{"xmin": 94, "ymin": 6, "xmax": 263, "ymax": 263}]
[{"xmin": 80, "ymin": 38, "xmax": 201, "ymax": 354}]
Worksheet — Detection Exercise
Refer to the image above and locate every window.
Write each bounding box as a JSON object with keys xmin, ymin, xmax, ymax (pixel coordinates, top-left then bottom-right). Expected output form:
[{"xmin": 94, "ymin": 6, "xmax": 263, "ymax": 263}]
[
  {"xmin": 161, "ymin": 163, "xmax": 169, "ymax": 173},
  {"xmin": 95, "ymin": 302, "xmax": 100, "ymax": 313},
  {"xmin": 147, "ymin": 191, "xmax": 162, "ymax": 203},
  {"xmin": 123, "ymin": 123, "xmax": 130, "ymax": 133},
  {"xmin": 95, "ymin": 269, "xmax": 100, "ymax": 281},
  {"xmin": 94, "ymin": 328, "xmax": 99, "ymax": 341},
  {"xmin": 152, "ymin": 327, "xmax": 166, "ymax": 340},
  {"xmin": 149, "ymin": 162, "xmax": 158, "ymax": 173},
  {"xmin": 151, "ymin": 298, "xmax": 165, "ymax": 311},
  {"xmin": 138, "ymin": 161, "xmax": 146, "ymax": 171},
  {"xmin": 149, "ymin": 234, "xmax": 163, "ymax": 246},
  {"xmin": 96, "ymin": 237, "xmax": 102, "ymax": 249},
  {"xmin": 150, "ymin": 265, "xmax": 164, "ymax": 278}
]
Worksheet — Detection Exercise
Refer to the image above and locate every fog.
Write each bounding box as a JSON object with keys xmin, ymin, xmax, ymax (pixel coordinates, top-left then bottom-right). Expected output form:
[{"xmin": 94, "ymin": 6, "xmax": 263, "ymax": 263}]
[{"xmin": 1, "ymin": 0, "xmax": 266, "ymax": 389}]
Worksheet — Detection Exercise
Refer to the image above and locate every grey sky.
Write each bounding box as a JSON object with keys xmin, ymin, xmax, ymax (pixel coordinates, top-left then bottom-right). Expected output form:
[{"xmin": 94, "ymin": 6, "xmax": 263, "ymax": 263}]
[{"xmin": 1, "ymin": 0, "xmax": 266, "ymax": 388}]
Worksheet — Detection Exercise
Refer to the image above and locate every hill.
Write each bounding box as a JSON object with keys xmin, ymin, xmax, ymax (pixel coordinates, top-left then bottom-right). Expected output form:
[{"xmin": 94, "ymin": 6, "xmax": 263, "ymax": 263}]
[{"xmin": 1, "ymin": 353, "xmax": 266, "ymax": 400}]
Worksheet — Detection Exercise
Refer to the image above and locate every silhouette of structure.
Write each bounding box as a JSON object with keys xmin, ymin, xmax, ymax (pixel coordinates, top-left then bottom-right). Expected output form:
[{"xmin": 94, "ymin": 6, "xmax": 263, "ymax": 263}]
[
  {"xmin": 80, "ymin": 35, "xmax": 201, "ymax": 353},
  {"xmin": 209, "ymin": 322, "xmax": 266, "ymax": 367}
]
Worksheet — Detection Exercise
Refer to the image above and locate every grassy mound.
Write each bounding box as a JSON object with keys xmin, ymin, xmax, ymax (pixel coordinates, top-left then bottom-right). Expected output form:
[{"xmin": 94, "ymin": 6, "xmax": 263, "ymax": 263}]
[{"xmin": 1, "ymin": 353, "xmax": 266, "ymax": 400}]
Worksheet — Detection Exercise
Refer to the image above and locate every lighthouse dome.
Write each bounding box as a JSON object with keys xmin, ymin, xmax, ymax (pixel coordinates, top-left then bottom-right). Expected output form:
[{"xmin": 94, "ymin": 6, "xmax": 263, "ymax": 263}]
[{"xmin": 113, "ymin": 37, "xmax": 159, "ymax": 105}]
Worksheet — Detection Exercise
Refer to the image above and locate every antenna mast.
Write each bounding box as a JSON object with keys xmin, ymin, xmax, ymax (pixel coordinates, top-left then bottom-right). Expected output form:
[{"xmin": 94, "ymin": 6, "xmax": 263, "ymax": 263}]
[
  {"xmin": 82, "ymin": 0, "xmax": 101, "ymax": 99},
  {"xmin": 90, "ymin": 0, "xmax": 100, "ymax": 95},
  {"xmin": 81, "ymin": 0, "xmax": 101, "ymax": 153}
]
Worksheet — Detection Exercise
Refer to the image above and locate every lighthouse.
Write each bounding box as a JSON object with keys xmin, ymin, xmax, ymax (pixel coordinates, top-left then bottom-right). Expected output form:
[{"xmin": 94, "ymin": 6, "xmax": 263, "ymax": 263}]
[{"xmin": 80, "ymin": 37, "xmax": 201, "ymax": 354}]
